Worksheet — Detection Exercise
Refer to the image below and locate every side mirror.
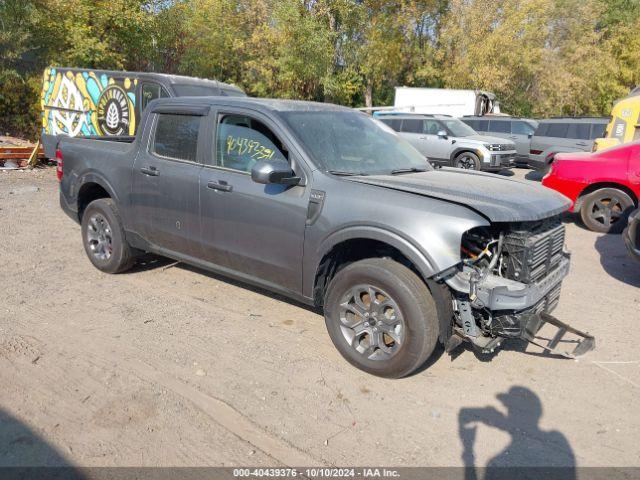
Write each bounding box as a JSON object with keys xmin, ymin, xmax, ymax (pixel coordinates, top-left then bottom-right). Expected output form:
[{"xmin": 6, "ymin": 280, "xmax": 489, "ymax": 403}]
[
  {"xmin": 437, "ymin": 130, "xmax": 448, "ymax": 139},
  {"xmin": 251, "ymin": 159, "xmax": 300, "ymax": 185}
]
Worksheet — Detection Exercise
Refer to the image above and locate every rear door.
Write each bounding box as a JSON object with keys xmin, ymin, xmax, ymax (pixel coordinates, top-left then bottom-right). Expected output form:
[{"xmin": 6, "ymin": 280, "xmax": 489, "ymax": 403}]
[
  {"xmin": 487, "ymin": 119, "xmax": 511, "ymax": 142},
  {"xmin": 197, "ymin": 108, "xmax": 309, "ymax": 293},
  {"xmin": 565, "ymin": 122, "xmax": 592, "ymax": 151},
  {"xmin": 131, "ymin": 106, "xmax": 207, "ymax": 256}
]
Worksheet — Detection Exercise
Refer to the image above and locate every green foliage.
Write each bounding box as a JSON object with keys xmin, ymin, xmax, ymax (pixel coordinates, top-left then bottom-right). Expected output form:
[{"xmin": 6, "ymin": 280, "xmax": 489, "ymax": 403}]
[{"xmin": 1, "ymin": 0, "xmax": 640, "ymax": 139}]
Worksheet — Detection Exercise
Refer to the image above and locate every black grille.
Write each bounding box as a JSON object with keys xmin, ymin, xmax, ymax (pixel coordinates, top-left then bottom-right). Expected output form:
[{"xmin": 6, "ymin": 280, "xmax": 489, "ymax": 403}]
[
  {"xmin": 488, "ymin": 144, "xmax": 513, "ymax": 152},
  {"xmin": 502, "ymin": 218, "xmax": 566, "ymax": 284}
]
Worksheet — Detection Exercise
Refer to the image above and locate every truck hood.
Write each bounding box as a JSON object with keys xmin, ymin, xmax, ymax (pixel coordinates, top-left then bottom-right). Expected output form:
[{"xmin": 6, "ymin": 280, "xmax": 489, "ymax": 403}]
[{"xmin": 348, "ymin": 168, "xmax": 571, "ymax": 222}]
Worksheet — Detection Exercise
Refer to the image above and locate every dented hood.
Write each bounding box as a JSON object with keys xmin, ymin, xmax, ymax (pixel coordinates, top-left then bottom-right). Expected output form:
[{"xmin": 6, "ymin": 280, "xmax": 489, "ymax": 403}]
[{"xmin": 348, "ymin": 168, "xmax": 571, "ymax": 222}]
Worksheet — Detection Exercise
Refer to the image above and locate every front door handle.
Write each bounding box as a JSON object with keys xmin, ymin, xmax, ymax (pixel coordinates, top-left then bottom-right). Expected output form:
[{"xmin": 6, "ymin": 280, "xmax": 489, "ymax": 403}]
[
  {"xmin": 207, "ymin": 180, "xmax": 233, "ymax": 192},
  {"xmin": 140, "ymin": 166, "xmax": 159, "ymax": 177}
]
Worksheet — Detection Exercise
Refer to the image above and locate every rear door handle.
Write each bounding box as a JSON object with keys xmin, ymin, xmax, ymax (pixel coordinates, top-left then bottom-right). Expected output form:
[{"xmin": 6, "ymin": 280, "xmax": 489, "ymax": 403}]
[
  {"xmin": 207, "ymin": 180, "xmax": 233, "ymax": 192},
  {"xmin": 576, "ymin": 142, "xmax": 588, "ymax": 146},
  {"xmin": 140, "ymin": 166, "xmax": 159, "ymax": 176}
]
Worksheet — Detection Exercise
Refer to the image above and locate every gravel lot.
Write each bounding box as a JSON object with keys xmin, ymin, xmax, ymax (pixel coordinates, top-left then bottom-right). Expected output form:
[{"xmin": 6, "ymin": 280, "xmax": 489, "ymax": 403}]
[{"xmin": 0, "ymin": 166, "xmax": 639, "ymax": 468}]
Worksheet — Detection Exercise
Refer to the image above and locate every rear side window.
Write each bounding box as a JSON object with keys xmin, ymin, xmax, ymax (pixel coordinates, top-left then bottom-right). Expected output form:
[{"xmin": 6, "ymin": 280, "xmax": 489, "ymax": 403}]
[
  {"xmin": 512, "ymin": 121, "xmax": 535, "ymax": 135},
  {"xmin": 566, "ymin": 123, "xmax": 591, "ymax": 140},
  {"xmin": 590, "ymin": 123, "xmax": 606, "ymax": 139},
  {"xmin": 216, "ymin": 114, "xmax": 288, "ymax": 173},
  {"xmin": 379, "ymin": 118, "xmax": 401, "ymax": 131},
  {"xmin": 535, "ymin": 123, "xmax": 549, "ymax": 136},
  {"xmin": 476, "ymin": 120, "xmax": 489, "ymax": 132},
  {"xmin": 401, "ymin": 119, "xmax": 423, "ymax": 134},
  {"xmin": 546, "ymin": 123, "xmax": 569, "ymax": 138},
  {"xmin": 462, "ymin": 119, "xmax": 478, "ymax": 130},
  {"xmin": 152, "ymin": 113, "xmax": 201, "ymax": 162},
  {"xmin": 141, "ymin": 83, "xmax": 169, "ymax": 111},
  {"xmin": 488, "ymin": 120, "xmax": 510, "ymax": 133}
]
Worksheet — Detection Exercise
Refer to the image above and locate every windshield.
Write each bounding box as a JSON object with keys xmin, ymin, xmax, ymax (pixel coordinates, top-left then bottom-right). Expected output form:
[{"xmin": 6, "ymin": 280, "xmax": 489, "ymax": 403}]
[
  {"xmin": 280, "ymin": 111, "xmax": 431, "ymax": 175},
  {"xmin": 440, "ymin": 118, "xmax": 478, "ymax": 137}
]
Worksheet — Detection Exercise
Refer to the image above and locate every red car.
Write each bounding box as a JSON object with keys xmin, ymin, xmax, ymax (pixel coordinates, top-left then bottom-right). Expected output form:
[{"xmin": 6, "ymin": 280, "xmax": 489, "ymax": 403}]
[{"xmin": 542, "ymin": 141, "xmax": 640, "ymax": 233}]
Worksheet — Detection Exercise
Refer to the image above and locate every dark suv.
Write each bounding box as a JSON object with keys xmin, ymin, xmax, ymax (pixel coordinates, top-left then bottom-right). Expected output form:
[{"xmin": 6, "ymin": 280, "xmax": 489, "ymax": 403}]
[{"xmin": 461, "ymin": 116, "xmax": 538, "ymax": 166}]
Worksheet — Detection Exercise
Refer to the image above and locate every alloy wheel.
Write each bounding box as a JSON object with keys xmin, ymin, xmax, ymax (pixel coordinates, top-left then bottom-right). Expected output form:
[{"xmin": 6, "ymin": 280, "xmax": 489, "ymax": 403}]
[
  {"xmin": 338, "ymin": 284, "xmax": 405, "ymax": 361},
  {"xmin": 590, "ymin": 195, "xmax": 624, "ymax": 229},
  {"xmin": 86, "ymin": 213, "xmax": 113, "ymax": 261}
]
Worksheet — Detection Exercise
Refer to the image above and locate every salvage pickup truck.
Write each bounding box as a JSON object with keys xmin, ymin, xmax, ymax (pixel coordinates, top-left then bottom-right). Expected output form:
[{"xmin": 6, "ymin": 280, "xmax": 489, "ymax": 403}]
[{"xmin": 57, "ymin": 97, "xmax": 594, "ymax": 377}]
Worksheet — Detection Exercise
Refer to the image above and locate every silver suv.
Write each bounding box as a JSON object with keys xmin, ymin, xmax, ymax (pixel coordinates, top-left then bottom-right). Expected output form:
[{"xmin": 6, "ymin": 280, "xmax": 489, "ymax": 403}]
[
  {"xmin": 528, "ymin": 117, "xmax": 608, "ymax": 170},
  {"xmin": 377, "ymin": 113, "xmax": 516, "ymax": 171}
]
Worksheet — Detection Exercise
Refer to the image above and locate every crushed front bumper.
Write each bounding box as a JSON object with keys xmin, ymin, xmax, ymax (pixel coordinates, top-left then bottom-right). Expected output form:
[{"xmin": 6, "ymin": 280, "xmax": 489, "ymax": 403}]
[
  {"xmin": 445, "ymin": 255, "xmax": 571, "ymax": 311},
  {"xmin": 443, "ymin": 254, "xmax": 595, "ymax": 358}
]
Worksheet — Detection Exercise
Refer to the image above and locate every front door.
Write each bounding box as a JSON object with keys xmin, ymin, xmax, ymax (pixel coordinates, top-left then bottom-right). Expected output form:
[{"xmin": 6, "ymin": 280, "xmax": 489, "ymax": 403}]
[
  {"xmin": 510, "ymin": 120, "xmax": 535, "ymax": 160},
  {"xmin": 131, "ymin": 110, "xmax": 205, "ymax": 256},
  {"xmin": 197, "ymin": 109, "xmax": 309, "ymax": 293}
]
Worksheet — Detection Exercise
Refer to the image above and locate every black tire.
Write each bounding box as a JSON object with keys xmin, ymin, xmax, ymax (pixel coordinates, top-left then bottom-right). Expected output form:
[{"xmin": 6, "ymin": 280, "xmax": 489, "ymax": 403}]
[
  {"xmin": 81, "ymin": 198, "xmax": 137, "ymax": 273},
  {"xmin": 324, "ymin": 258, "xmax": 439, "ymax": 378},
  {"xmin": 455, "ymin": 151, "xmax": 481, "ymax": 170},
  {"xmin": 580, "ymin": 188, "xmax": 635, "ymax": 234}
]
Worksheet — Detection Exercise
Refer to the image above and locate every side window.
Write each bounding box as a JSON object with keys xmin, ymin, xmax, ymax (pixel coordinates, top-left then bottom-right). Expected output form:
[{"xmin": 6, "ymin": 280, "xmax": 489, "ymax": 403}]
[
  {"xmin": 142, "ymin": 83, "xmax": 169, "ymax": 111},
  {"xmin": 535, "ymin": 123, "xmax": 549, "ymax": 136},
  {"xmin": 566, "ymin": 123, "xmax": 591, "ymax": 140},
  {"xmin": 463, "ymin": 119, "xmax": 478, "ymax": 130},
  {"xmin": 380, "ymin": 118, "xmax": 401, "ymax": 131},
  {"xmin": 152, "ymin": 113, "xmax": 201, "ymax": 162},
  {"xmin": 476, "ymin": 120, "xmax": 489, "ymax": 132},
  {"xmin": 216, "ymin": 114, "xmax": 288, "ymax": 172},
  {"xmin": 488, "ymin": 120, "xmax": 510, "ymax": 133},
  {"xmin": 512, "ymin": 121, "xmax": 533, "ymax": 135},
  {"xmin": 423, "ymin": 120, "xmax": 441, "ymax": 135},
  {"xmin": 546, "ymin": 123, "xmax": 569, "ymax": 138},
  {"xmin": 400, "ymin": 119, "xmax": 423, "ymax": 134},
  {"xmin": 590, "ymin": 123, "xmax": 606, "ymax": 140}
]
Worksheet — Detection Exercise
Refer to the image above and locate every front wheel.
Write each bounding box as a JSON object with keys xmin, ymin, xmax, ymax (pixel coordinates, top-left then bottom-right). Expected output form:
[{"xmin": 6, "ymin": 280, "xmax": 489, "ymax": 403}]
[
  {"xmin": 580, "ymin": 188, "xmax": 635, "ymax": 233},
  {"xmin": 455, "ymin": 152, "xmax": 481, "ymax": 170},
  {"xmin": 323, "ymin": 258, "xmax": 439, "ymax": 378}
]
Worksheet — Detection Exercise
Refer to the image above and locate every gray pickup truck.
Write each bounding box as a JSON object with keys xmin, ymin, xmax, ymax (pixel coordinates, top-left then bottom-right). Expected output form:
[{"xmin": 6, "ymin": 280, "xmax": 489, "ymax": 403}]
[{"xmin": 57, "ymin": 97, "xmax": 594, "ymax": 378}]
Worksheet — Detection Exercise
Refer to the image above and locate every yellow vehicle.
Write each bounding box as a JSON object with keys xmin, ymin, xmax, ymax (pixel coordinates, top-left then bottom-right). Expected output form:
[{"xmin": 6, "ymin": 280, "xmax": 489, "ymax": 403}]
[{"xmin": 593, "ymin": 87, "xmax": 640, "ymax": 151}]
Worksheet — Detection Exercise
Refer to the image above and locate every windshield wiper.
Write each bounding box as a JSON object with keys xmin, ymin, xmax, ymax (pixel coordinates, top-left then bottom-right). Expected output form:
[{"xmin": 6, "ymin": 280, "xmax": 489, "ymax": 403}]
[
  {"xmin": 327, "ymin": 170, "xmax": 368, "ymax": 176},
  {"xmin": 389, "ymin": 167, "xmax": 428, "ymax": 175}
]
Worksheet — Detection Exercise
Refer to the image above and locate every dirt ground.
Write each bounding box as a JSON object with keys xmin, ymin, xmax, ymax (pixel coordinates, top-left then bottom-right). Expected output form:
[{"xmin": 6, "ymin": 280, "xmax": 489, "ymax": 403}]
[{"xmin": 0, "ymin": 167, "xmax": 639, "ymax": 469}]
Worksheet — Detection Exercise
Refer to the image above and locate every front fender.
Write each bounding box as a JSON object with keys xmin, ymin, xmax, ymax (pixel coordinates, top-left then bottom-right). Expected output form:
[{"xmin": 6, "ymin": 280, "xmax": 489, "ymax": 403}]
[{"xmin": 317, "ymin": 225, "xmax": 437, "ymax": 280}]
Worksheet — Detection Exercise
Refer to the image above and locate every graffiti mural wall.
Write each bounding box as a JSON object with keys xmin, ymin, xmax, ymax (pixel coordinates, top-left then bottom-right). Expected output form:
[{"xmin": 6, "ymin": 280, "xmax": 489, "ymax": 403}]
[{"xmin": 41, "ymin": 68, "xmax": 137, "ymax": 137}]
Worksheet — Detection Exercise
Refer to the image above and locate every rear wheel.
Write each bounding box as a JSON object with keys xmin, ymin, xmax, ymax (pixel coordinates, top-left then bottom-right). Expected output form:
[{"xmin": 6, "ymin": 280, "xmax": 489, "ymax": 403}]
[
  {"xmin": 323, "ymin": 258, "xmax": 439, "ymax": 378},
  {"xmin": 455, "ymin": 152, "xmax": 481, "ymax": 170},
  {"xmin": 81, "ymin": 198, "xmax": 137, "ymax": 273},
  {"xmin": 580, "ymin": 188, "xmax": 635, "ymax": 233}
]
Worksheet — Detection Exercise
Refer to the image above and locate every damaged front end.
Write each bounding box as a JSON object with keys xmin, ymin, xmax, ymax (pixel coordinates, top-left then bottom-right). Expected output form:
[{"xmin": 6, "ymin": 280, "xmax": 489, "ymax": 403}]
[{"xmin": 442, "ymin": 215, "xmax": 595, "ymax": 358}]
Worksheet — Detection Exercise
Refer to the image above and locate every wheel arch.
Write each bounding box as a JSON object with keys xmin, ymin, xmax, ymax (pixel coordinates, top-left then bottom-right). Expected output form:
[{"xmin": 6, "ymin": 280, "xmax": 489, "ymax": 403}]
[
  {"xmin": 574, "ymin": 182, "xmax": 638, "ymax": 211},
  {"xmin": 450, "ymin": 147, "xmax": 483, "ymax": 163},
  {"xmin": 311, "ymin": 231, "xmax": 454, "ymax": 345},
  {"xmin": 75, "ymin": 174, "xmax": 119, "ymax": 221}
]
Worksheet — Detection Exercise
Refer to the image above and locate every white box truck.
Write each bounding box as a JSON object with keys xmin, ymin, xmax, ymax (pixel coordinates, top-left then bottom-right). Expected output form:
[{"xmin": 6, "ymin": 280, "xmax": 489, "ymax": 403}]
[{"xmin": 392, "ymin": 87, "xmax": 500, "ymax": 117}]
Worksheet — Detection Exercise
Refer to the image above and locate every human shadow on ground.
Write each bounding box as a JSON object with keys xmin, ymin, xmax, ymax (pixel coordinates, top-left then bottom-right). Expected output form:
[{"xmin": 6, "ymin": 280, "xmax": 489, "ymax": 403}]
[
  {"xmin": 459, "ymin": 386, "xmax": 575, "ymax": 480},
  {"xmin": 0, "ymin": 408, "xmax": 84, "ymax": 479}
]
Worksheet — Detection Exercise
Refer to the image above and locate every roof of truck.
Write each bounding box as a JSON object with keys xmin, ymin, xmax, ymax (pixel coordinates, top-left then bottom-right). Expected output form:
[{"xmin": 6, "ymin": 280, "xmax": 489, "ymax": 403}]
[{"xmin": 153, "ymin": 96, "xmax": 354, "ymax": 113}]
